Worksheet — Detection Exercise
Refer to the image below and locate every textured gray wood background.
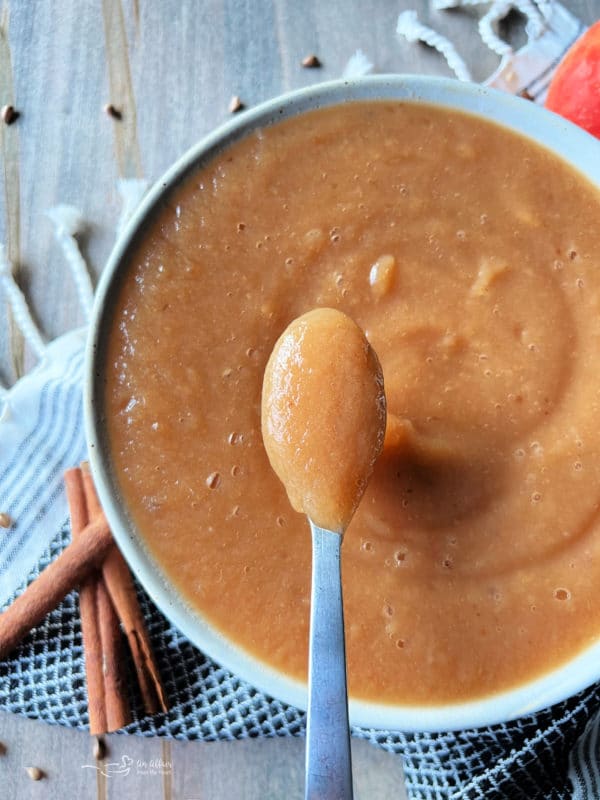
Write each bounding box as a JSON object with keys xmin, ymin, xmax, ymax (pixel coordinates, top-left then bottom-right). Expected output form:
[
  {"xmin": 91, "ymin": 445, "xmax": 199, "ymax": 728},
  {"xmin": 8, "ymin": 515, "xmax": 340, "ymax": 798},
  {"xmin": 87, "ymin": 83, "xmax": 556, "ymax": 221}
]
[
  {"xmin": 0, "ymin": 0, "xmax": 597, "ymax": 797},
  {"xmin": 0, "ymin": 713, "xmax": 407, "ymax": 800}
]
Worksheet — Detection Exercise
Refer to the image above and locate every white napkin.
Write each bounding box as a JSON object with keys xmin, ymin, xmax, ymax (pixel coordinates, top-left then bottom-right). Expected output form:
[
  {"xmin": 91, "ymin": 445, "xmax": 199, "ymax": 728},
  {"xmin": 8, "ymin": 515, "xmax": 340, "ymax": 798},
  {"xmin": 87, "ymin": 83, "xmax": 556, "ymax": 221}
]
[{"xmin": 0, "ymin": 185, "xmax": 147, "ymax": 609}]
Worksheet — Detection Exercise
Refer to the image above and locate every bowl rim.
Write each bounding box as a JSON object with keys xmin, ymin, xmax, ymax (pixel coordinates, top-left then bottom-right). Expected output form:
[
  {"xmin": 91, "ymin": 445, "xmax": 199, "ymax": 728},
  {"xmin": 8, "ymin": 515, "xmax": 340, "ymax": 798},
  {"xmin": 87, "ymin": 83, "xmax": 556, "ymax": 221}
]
[{"xmin": 85, "ymin": 73, "xmax": 600, "ymax": 733}]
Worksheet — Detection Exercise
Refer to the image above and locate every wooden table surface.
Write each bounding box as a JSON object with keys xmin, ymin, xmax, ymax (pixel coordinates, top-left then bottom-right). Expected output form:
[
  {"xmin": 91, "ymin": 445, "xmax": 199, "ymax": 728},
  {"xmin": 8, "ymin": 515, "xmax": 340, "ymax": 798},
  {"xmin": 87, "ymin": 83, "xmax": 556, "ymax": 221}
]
[{"xmin": 0, "ymin": 0, "xmax": 597, "ymax": 798}]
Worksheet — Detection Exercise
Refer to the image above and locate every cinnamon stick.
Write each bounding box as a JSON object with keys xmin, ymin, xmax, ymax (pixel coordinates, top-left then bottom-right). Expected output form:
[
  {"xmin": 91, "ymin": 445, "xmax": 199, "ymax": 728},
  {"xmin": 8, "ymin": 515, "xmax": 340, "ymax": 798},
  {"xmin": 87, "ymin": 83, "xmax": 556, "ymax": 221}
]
[
  {"xmin": 102, "ymin": 548, "xmax": 168, "ymax": 714},
  {"xmin": 65, "ymin": 468, "xmax": 131, "ymax": 734},
  {"xmin": 95, "ymin": 579, "xmax": 131, "ymax": 731},
  {"xmin": 0, "ymin": 514, "xmax": 112, "ymax": 660},
  {"xmin": 80, "ymin": 463, "xmax": 103, "ymax": 519},
  {"xmin": 81, "ymin": 463, "xmax": 168, "ymax": 715},
  {"xmin": 79, "ymin": 463, "xmax": 132, "ymax": 729},
  {"xmin": 64, "ymin": 468, "xmax": 106, "ymax": 734}
]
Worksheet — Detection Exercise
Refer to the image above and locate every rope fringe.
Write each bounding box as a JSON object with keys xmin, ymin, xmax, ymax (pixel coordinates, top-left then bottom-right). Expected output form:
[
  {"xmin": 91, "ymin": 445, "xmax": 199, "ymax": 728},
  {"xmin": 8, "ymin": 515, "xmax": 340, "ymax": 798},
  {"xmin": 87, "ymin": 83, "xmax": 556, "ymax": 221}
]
[
  {"xmin": 1, "ymin": 179, "xmax": 149, "ymax": 394},
  {"xmin": 46, "ymin": 205, "xmax": 94, "ymax": 323},
  {"xmin": 433, "ymin": 0, "xmax": 484, "ymax": 9},
  {"xmin": 343, "ymin": 50, "xmax": 374, "ymax": 78},
  {"xmin": 0, "ymin": 245, "xmax": 47, "ymax": 360},
  {"xmin": 515, "ymin": 0, "xmax": 547, "ymax": 38},
  {"xmin": 479, "ymin": 0, "xmax": 517, "ymax": 57},
  {"xmin": 117, "ymin": 178, "xmax": 149, "ymax": 237},
  {"xmin": 398, "ymin": 0, "xmax": 554, "ymax": 79},
  {"xmin": 397, "ymin": 10, "xmax": 473, "ymax": 81}
]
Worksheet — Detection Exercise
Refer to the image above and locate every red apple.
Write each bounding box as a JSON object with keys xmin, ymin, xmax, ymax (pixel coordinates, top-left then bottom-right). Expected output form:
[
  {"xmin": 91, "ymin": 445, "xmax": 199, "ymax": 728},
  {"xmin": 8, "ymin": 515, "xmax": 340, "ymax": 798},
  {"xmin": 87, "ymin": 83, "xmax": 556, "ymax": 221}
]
[{"xmin": 545, "ymin": 21, "xmax": 600, "ymax": 139}]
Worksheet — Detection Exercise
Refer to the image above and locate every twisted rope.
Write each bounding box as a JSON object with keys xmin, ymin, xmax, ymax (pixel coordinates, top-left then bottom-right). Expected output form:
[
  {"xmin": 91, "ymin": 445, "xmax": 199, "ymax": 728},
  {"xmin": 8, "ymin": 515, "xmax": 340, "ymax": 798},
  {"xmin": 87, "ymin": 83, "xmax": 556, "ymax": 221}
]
[
  {"xmin": 397, "ymin": 10, "xmax": 473, "ymax": 82},
  {"xmin": 0, "ymin": 245, "xmax": 46, "ymax": 361},
  {"xmin": 400, "ymin": 0, "xmax": 554, "ymax": 80},
  {"xmin": 46, "ymin": 206, "xmax": 94, "ymax": 323},
  {"xmin": 117, "ymin": 178, "xmax": 149, "ymax": 237},
  {"xmin": 343, "ymin": 49, "xmax": 374, "ymax": 78},
  {"xmin": 479, "ymin": 0, "xmax": 517, "ymax": 57}
]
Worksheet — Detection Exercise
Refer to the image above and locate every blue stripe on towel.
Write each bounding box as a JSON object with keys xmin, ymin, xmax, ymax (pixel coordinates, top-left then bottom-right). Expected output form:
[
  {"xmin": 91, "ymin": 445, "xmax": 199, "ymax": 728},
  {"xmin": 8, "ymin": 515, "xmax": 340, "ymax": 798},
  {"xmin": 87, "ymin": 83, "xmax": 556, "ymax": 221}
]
[
  {"xmin": 0, "ymin": 349, "xmax": 85, "ymax": 568},
  {"xmin": 569, "ymin": 712, "xmax": 600, "ymax": 799},
  {"xmin": 0, "ymin": 348, "xmax": 84, "ymax": 498}
]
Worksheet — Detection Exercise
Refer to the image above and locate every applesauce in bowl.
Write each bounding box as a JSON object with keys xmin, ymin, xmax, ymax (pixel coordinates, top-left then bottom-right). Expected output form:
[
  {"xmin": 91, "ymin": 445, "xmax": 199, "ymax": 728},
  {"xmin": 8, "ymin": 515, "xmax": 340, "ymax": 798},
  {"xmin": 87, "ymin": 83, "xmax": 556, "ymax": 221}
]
[{"xmin": 86, "ymin": 76, "xmax": 600, "ymax": 731}]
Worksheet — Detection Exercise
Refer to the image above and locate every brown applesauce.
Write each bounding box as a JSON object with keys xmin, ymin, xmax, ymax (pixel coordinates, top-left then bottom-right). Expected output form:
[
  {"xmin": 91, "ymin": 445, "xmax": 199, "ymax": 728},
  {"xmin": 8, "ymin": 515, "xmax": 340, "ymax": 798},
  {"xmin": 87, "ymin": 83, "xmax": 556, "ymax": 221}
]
[
  {"xmin": 104, "ymin": 101, "xmax": 600, "ymax": 705},
  {"xmin": 261, "ymin": 308, "xmax": 386, "ymax": 533}
]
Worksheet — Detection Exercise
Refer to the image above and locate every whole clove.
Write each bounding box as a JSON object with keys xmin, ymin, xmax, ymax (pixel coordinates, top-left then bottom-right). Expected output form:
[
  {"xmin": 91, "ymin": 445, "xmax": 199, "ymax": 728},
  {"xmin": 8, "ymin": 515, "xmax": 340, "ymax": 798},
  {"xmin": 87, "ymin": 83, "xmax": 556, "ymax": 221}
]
[
  {"xmin": 103, "ymin": 103, "xmax": 123, "ymax": 120},
  {"xmin": 229, "ymin": 95, "xmax": 245, "ymax": 114},
  {"xmin": 518, "ymin": 89, "xmax": 534, "ymax": 101},
  {"xmin": 93, "ymin": 736, "xmax": 106, "ymax": 760},
  {"xmin": 25, "ymin": 766, "xmax": 44, "ymax": 781},
  {"xmin": 1, "ymin": 105, "xmax": 19, "ymax": 125},
  {"xmin": 302, "ymin": 54, "xmax": 322, "ymax": 68}
]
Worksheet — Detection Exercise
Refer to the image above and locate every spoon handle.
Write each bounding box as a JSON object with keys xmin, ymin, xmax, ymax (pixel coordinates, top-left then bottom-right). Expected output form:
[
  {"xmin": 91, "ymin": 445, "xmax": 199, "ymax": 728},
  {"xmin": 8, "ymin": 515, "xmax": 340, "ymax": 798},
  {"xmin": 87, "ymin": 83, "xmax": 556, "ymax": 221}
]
[{"xmin": 305, "ymin": 521, "xmax": 354, "ymax": 800}]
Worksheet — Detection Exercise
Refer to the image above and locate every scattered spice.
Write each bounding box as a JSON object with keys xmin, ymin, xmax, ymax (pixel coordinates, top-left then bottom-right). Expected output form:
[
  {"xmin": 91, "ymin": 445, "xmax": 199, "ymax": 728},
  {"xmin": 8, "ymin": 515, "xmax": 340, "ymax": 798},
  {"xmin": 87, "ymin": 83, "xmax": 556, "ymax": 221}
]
[
  {"xmin": 229, "ymin": 95, "xmax": 245, "ymax": 114},
  {"xmin": 518, "ymin": 89, "xmax": 534, "ymax": 101},
  {"xmin": 25, "ymin": 767, "xmax": 44, "ymax": 781},
  {"xmin": 302, "ymin": 54, "xmax": 322, "ymax": 68},
  {"xmin": 1, "ymin": 104, "xmax": 19, "ymax": 125},
  {"xmin": 103, "ymin": 103, "xmax": 123, "ymax": 120},
  {"xmin": 0, "ymin": 512, "xmax": 12, "ymax": 528},
  {"xmin": 93, "ymin": 736, "xmax": 106, "ymax": 760}
]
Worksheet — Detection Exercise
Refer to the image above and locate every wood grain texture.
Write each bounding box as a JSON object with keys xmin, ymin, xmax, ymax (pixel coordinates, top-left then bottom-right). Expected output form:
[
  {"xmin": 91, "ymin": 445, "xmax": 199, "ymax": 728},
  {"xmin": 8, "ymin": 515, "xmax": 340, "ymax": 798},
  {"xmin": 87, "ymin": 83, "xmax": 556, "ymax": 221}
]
[
  {"xmin": 102, "ymin": 0, "xmax": 143, "ymax": 179},
  {"xmin": 0, "ymin": 4, "xmax": 23, "ymax": 382},
  {"xmin": 0, "ymin": 0, "xmax": 598, "ymax": 797},
  {"xmin": 0, "ymin": 713, "xmax": 408, "ymax": 800}
]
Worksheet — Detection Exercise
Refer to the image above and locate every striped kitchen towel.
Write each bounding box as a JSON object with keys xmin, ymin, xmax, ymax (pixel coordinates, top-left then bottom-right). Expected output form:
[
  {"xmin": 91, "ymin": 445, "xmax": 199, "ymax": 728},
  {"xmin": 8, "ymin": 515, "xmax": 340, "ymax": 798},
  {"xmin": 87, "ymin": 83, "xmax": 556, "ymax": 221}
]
[{"xmin": 570, "ymin": 713, "xmax": 600, "ymax": 800}]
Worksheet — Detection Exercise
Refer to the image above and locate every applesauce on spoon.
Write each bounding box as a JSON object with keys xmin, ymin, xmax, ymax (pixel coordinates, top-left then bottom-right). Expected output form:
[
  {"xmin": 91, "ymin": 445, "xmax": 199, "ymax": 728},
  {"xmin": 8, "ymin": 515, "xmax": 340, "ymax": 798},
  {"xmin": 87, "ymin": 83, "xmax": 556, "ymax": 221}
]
[{"xmin": 261, "ymin": 307, "xmax": 386, "ymax": 533}]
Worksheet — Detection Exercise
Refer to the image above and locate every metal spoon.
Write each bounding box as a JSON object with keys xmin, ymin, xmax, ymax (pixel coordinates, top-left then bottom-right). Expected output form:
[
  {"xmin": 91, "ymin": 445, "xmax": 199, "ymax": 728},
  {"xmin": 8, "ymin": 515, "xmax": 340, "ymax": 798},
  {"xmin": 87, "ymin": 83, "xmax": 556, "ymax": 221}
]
[
  {"xmin": 305, "ymin": 519, "xmax": 353, "ymax": 800},
  {"xmin": 260, "ymin": 308, "xmax": 386, "ymax": 800}
]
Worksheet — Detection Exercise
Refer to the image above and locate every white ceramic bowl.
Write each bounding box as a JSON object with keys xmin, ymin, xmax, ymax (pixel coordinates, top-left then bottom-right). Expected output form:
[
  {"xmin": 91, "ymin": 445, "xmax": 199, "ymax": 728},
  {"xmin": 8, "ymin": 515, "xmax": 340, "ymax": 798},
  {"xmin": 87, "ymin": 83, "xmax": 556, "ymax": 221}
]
[{"xmin": 86, "ymin": 75, "xmax": 600, "ymax": 732}]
